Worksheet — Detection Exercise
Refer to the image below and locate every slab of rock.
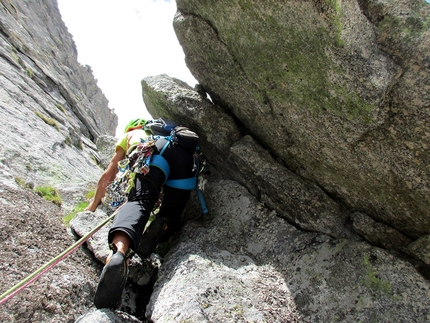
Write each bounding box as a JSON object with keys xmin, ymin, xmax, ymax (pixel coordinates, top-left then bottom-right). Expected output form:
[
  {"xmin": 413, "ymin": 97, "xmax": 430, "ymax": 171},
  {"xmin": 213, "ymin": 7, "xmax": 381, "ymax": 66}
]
[{"xmin": 147, "ymin": 179, "xmax": 430, "ymax": 322}]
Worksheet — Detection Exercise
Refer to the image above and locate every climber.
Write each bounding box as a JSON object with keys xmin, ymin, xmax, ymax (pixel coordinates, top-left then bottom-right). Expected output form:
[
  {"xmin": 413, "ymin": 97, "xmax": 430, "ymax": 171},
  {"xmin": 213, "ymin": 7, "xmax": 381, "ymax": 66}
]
[{"xmin": 86, "ymin": 117, "xmax": 199, "ymax": 309}]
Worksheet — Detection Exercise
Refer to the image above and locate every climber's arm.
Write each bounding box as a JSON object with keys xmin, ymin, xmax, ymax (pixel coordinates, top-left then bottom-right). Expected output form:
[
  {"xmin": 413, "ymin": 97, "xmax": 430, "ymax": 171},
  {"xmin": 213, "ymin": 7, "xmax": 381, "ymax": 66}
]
[{"xmin": 86, "ymin": 147, "xmax": 126, "ymax": 212}]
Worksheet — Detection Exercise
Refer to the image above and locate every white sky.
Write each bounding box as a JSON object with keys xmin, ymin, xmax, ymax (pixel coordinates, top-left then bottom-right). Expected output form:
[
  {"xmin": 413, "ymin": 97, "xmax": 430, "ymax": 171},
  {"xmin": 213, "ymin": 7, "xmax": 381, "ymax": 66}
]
[{"xmin": 57, "ymin": 0, "xmax": 197, "ymax": 137}]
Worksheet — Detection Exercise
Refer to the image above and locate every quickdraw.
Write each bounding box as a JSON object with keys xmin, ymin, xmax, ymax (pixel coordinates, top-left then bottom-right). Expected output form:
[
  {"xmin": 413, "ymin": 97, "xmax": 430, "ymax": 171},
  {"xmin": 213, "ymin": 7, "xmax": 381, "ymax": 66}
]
[{"xmin": 128, "ymin": 136, "xmax": 157, "ymax": 175}]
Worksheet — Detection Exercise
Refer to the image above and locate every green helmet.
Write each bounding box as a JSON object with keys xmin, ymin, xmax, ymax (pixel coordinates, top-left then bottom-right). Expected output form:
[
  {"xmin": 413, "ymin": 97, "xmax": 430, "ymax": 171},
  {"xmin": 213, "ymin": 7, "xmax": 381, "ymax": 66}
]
[{"xmin": 124, "ymin": 118, "xmax": 147, "ymax": 133}]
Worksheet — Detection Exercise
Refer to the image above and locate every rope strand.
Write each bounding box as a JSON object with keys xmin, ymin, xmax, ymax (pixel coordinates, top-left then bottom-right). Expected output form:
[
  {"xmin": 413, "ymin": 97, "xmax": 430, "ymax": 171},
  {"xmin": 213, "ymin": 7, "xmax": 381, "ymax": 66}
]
[{"xmin": 0, "ymin": 207, "xmax": 121, "ymax": 305}]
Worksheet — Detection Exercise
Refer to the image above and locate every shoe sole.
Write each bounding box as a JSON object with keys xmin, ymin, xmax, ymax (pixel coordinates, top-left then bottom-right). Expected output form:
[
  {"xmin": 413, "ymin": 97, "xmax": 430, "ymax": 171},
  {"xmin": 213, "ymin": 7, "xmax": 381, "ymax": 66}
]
[{"xmin": 94, "ymin": 252, "xmax": 128, "ymax": 309}]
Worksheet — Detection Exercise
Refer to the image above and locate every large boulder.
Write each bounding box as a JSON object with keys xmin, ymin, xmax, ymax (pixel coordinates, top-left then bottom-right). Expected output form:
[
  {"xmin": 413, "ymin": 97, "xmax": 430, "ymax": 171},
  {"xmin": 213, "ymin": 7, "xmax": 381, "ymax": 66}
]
[
  {"xmin": 172, "ymin": 0, "xmax": 430, "ymax": 241},
  {"xmin": 140, "ymin": 73, "xmax": 430, "ymax": 322},
  {"xmin": 141, "ymin": 74, "xmax": 242, "ymax": 173}
]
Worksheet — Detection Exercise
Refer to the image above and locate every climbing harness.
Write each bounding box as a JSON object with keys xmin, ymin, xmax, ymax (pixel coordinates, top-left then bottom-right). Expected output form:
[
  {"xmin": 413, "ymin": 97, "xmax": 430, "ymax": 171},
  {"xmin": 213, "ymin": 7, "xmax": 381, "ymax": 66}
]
[{"xmin": 0, "ymin": 205, "xmax": 124, "ymax": 305}]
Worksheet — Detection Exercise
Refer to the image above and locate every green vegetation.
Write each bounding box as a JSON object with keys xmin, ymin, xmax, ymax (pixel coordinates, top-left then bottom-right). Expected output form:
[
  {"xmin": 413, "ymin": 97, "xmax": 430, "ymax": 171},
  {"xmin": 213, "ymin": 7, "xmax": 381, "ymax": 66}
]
[
  {"xmin": 363, "ymin": 255, "xmax": 394, "ymax": 299},
  {"xmin": 10, "ymin": 47, "xmax": 33, "ymax": 72},
  {"xmin": 34, "ymin": 185, "xmax": 62, "ymax": 206},
  {"xmin": 378, "ymin": 3, "xmax": 430, "ymax": 42},
  {"xmin": 63, "ymin": 201, "xmax": 88, "ymax": 225},
  {"xmin": 335, "ymin": 239, "xmax": 347, "ymax": 252},
  {"xmin": 64, "ymin": 137, "xmax": 72, "ymax": 146},
  {"xmin": 10, "ymin": 51, "xmax": 21, "ymax": 66},
  {"xmin": 62, "ymin": 190, "xmax": 95, "ymax": 225},
  {"xmin": 141, "ymin": 81, "xmax": 171, "ymax": 117},
  {"xmin": 186, "ymin": 1, "xmax": 373, "ymax": 123},
  {"xmin": 325, "ymin": 0, "xmax": 344, "ymax": 47},
  {"xmin": 25, "ymin": 67, "xmax": 34, "ymax": 79},
  {"xmin": 75, "ymin": 140, "xmax": 84, "ymax": 150},
  {"xmin": 34, "ymin": 111, "xmax": 60, "ymax": 131},
  {"xmin": 14, "ymin": 177, "xmax": 28, "ymax": 188},
  {"xmin": 55, "ymin": 103, "xmax": 66, "ymax": 114},
  {"xmin": 17, "ymin": 57, "xmax": 25, "ymax": 69},
  {"xmin": 85, "ymin": 190, "xmax": 95, "ymax": 200}
]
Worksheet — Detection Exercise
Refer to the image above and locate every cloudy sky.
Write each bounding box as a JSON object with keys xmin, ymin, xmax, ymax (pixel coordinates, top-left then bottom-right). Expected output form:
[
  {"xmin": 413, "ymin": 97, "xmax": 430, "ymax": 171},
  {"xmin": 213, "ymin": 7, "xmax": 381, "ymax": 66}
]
[{"xmin": 57, "ymin": 0, "xmax": 197, "ymax": 136}]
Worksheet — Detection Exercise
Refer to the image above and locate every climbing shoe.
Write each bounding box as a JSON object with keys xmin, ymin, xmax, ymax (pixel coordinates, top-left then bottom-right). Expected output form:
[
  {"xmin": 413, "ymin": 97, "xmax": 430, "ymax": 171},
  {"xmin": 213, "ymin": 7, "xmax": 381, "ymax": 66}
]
[
  {"xmin": 94, "ymin": 251, "xmax": 129, "ymax": 309},
  {"xmin": 136, "ymin": 217, "xmax": 167, "ymax": 258}
]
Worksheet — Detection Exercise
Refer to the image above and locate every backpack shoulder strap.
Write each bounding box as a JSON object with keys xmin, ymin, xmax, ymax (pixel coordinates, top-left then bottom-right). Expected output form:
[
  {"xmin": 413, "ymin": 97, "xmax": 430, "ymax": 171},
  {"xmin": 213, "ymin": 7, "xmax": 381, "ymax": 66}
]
[{"xmin": 148, "ymin": 138, "xmax": 171, "ymax": 183}]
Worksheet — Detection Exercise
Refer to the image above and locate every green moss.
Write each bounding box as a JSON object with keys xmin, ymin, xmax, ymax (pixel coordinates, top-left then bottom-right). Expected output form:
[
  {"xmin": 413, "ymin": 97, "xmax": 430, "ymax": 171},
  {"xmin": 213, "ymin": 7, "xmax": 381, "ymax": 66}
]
[
  {"xmin": 317, "ymin": 85, "xmax": 373, "ymax": 122},
  {"xmin": 141, "ymin": 81, "xmax": 171, "ymax": 117},
  {"xmin": 14, "ymin": 177, "xmax": 28, "ymax": 188},
  {"xmin": 363, "ymin": 255, "xmax": 393, "ymax": 299},
  {"xmin": 325, "ymin": 0, "xmax": 344, "ymax": 46},
  {"xmin": 378, "ymin": 7, "xmax": 430, "ymax": 41},
  {"xmin": 34, "ymin": 185, "xmax": 62, "ymax": 206},
  {"xmin": 55, "ymin": 103, "xmax": 66, "ymax": 114},
  {"xmin": 172, "ymin": 1, "xmax": 375, "ymax": 124},
  {"xmin": 238, "ymin": 0, "xmax": 252, "ymax": 11},
  {"xmin": 25, "ymin": 67, "xmax": 34, "ymax": 79},
  {"xmin": 34, "ymin": 111, "xmax": 60, "ymax": 131},
  {"xmin": 62, "ymin": 189, "xmax": 96, "ymax": 225},
  {"xmin": 10, "ymin": 51, "xmax": 19, "ymax": 63},
  {"xmin": 64, "ymin": 137, "xmax": 72, "ymax": 146},
  {"xmin": 198, "ymin": 1, "xmax": 371, "ymax": 122},
  {"xmin": 17, "ymin": 57, "xmax": 25, "ymax": 69},
  {"xmin": 335, "ymin": 239, "xmax": 347, "ymax": 252},
  {"xmin": 75, "ymin": 140, "xmax": 83, "ymax": 150}
]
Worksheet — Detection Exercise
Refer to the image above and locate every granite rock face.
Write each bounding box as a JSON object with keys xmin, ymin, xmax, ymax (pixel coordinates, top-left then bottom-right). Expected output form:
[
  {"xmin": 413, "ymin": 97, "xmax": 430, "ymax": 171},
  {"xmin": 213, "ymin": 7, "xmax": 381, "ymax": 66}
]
[
  {"xmin": 140, "ymin": 1, "xmax": 430, "ymax": 318},
  {"xmin": 140, "ymin": 72, "xmax": 430, "ymax": 322},
  {"xmin": 0, "ymin": 0, "xmax": 117, "ymax": 190},
  {"xmin": 172, "ymin": 0, "xmax": 430, "ymax": 241},
  {"xmin": 0, "ymin": 183, "xmax": 100, "ymax": 323},
  {"xmin": 0, "ymin": 1, "xmax": 119, "ymax": 321},
  {"xmin": 147, "ymin": 178, "xmax": 430, "ymax": 323}
]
